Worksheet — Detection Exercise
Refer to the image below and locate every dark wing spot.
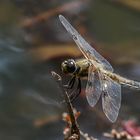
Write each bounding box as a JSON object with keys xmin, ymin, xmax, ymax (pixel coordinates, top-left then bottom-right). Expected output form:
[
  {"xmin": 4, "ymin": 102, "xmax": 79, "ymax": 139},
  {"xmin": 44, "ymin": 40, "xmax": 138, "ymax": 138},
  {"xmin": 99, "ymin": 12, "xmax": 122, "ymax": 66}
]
[
  {"xmin": 88, "ymin": 81, "xmax": 92, "ymax": 87},
  {"xmin": 72, "ymin": 35, "xmax": 77, "ymax": 40},
  {"xmin": 102, "ymin": 91, "xmax": 108, "ymax": 99}
]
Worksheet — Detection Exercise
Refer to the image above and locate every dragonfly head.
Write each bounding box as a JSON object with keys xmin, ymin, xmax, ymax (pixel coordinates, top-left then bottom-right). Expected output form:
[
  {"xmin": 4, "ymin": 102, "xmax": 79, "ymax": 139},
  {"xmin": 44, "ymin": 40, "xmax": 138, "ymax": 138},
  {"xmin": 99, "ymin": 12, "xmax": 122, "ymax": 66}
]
[{"xmin": 61, "ymin": 59, "xmax": 77, "ymax": 74}]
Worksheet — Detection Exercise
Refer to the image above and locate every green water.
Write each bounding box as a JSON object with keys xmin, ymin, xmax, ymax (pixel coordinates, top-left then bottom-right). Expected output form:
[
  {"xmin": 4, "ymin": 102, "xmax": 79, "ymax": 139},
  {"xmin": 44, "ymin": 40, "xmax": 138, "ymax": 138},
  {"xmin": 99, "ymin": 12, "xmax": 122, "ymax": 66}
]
[{"xmin": 88, "ymin": 0, "xmax": 140, "ymax": 44}]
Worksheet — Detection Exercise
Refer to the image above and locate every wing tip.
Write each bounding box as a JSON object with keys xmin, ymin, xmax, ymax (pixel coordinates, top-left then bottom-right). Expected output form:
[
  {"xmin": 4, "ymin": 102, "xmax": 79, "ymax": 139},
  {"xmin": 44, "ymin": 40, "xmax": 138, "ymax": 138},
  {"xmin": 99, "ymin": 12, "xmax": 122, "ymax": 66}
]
[
  {"xmin": 59, "ymin": 14, "xmax": 65, "ymax": 22},
  {"xmin": 106, "ymin": 112, "xmax": 118, "ymax": 123},
  {"xmin": 109, "ymin": 117, "xmax": 117, "ymax": 123}
]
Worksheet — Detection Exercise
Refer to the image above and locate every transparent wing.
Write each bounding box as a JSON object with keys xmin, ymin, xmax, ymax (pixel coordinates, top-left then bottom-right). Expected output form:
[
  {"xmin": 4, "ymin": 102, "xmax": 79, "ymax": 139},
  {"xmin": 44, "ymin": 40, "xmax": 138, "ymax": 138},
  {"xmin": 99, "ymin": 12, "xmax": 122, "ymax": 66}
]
[
  {"xmin": 102, "ymin": 76, "xmax": 121, "ymax": 122},
  {"xmin": 59, "ymin": 15, "xmax": 113, "ymax": 72},
  {"xmin": 85, "ymin": 66, "xmax": 102, "ymax": 107}
]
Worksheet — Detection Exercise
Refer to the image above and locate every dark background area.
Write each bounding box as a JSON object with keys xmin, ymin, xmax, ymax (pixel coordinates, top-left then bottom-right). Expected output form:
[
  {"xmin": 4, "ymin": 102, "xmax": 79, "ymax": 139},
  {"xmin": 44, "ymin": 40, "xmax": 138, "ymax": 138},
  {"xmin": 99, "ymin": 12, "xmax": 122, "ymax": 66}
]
[{"xmin": 0, "ymin": 0, "xmax": 139, "ymax": 139}]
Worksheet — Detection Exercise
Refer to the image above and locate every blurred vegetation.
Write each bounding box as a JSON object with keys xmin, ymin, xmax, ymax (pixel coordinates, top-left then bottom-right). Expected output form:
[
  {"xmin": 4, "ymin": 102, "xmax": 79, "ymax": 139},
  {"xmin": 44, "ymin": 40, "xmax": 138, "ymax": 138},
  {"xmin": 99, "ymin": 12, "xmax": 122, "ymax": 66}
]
[{"xmin": 0, "ymin": 0, "xmax": 139, "ymax": 140}]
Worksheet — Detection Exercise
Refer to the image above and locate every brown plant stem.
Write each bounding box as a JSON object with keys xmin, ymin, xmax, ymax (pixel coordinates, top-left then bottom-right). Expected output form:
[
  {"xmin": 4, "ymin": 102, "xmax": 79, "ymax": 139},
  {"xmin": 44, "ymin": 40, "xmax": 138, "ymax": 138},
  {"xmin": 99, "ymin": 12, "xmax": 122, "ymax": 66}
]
[
  {"xmin": 21, "ymin": 1, "xmax": 85, "ymax": 28},
  {"xmin": 51, "ymin": 71, "xmax": 80, "ymax": 140}
]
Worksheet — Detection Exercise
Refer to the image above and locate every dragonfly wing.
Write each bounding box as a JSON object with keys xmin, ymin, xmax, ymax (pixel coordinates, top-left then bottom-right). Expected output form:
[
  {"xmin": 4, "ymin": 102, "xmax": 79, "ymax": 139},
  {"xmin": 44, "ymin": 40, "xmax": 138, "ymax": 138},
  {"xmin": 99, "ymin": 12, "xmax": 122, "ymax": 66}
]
[
  {"xmin": 85, "ymin": 66, "xmax": 102, "ymax": 107},
  {"xmin": 101, "ymin": 76, "xmax": 121, "ymax": 122},
  {"xmin": 59, "ymin": 15, "xmax": 113, "ymax": 72}
]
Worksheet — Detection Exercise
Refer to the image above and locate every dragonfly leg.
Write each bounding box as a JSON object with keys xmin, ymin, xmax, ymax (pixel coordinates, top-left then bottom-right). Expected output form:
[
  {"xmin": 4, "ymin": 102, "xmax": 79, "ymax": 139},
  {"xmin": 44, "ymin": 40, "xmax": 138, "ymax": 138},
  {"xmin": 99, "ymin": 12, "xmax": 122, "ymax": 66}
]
[
  {"xmin": 60, "ymin": 76, "xmax": 76, "ymax": 104},
  {"xmin": 63, "ymin": 76, "xmax": 76, "ymax": 89},
  {"xmin": 70, "ymin": 78, "xmax": 81, "ymax": 102}
]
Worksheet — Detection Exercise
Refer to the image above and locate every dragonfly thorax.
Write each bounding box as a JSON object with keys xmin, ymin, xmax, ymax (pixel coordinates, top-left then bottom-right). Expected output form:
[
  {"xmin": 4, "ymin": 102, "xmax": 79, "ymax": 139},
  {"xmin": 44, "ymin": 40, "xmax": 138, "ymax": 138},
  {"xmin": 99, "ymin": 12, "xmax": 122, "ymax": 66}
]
[{"xmin": 61, "ymin": 59, "xmax": 77, "ymax": 74}]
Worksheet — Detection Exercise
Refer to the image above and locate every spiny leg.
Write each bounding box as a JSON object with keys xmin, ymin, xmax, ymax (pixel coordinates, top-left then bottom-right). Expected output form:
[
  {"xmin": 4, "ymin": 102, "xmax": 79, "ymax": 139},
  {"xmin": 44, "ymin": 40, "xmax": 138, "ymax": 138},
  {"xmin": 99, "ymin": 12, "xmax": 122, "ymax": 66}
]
[
  {"xmin": 70, "ymin": 78, "xmax": 81, "ymax": 102},
  {"xmin": 68, "ymin": 77, "xmax": 79, "ymax": 98},
  {"xmin": 60, "ymin": 76, "xmax": 76, "ymax": 104},
  {"xmin": 63, "ymin": 76, "xmax": 76, "ymax": 89},
  {"xmin": 72, "ymin": 78, "xmax": 81, "ymax": 102}
]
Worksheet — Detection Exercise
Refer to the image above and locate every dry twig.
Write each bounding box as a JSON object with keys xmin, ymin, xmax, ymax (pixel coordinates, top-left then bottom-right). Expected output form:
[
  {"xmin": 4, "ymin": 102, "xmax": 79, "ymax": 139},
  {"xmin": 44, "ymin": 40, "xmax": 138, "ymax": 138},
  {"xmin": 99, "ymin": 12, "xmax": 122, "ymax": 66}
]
[
  {"xmin": 104, "ymin": 129, "xmax": 140, "ymax": 140},
  {"xmin": 21, "ymin": 1, "xmax": 85, "ymax": 28},
  {"xmin": 80, "ymin": 130, "xmax": 98, "ymax": 140},
  {"xmin": 51, "ymin": 71, "xmax": 80, "ymax": 140},
  {"xmin": 51, "ymin": 71, "xmax": 98, "ymax": 140}
]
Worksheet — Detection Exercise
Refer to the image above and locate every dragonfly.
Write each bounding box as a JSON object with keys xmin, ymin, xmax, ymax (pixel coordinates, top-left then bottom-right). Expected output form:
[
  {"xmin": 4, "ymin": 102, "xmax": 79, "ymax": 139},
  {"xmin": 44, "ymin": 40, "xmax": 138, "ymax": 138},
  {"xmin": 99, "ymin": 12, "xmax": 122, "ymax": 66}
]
[{"xmin": 59, "ymin": 15, "xmax": 140, "ymax": 122}]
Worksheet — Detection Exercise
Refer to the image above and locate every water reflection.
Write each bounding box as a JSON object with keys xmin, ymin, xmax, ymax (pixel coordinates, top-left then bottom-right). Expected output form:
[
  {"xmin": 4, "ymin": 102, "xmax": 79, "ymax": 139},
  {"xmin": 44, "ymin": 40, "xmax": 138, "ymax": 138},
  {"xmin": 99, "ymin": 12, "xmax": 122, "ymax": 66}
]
[
  {"xmin": 0, "ymin": 41, "xmax": 64, "ymax": 140},
  {"xmin": 0, "ymin": 0, "xmax": 139, "ymax": 139}
]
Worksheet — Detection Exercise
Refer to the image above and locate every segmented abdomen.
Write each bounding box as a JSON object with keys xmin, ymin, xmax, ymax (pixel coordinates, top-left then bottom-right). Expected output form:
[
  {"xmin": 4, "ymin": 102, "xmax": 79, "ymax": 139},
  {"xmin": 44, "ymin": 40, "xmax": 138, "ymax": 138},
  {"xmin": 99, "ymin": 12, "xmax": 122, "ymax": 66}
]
[{"xmin": 105, "ymin": 71, "xmax": 140, "ymax": 90}]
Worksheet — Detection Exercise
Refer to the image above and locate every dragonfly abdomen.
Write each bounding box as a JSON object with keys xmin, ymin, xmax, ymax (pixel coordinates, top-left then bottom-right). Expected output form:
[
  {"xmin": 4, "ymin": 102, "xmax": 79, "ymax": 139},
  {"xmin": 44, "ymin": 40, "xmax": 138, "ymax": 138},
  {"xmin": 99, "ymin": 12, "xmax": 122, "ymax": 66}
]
[
  {"xmin": 120, "ymin": 79, "xmax": 140, "ymax": 90},
  {"xmin": 107, "ymin": 72, "xmax": 140, "ymax": 90},
  {"xmin": 103, "ymin": 71, "xmax": 120, "ymax": 82}
]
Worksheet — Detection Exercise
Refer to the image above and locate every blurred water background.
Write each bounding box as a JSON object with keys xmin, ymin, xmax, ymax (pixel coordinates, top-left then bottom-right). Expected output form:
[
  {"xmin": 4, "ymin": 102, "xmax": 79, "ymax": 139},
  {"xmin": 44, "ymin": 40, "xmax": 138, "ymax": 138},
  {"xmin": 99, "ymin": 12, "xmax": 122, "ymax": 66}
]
[{"xmin": 0, "ymin": 0, "xmax": 139, "ymax": 139}]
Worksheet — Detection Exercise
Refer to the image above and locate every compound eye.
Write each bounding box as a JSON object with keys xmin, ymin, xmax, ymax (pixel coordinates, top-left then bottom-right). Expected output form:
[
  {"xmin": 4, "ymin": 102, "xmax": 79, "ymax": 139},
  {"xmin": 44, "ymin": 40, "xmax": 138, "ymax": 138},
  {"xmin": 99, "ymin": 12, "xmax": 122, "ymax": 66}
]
[
  {"xmin": 68, "ymin": 59, "xmax": 75, "ymax": 65},
  {"xmin": 64, "ymin": 60, "xmax": 68, "ymax": 64},
  {"xmin": 70, "ymin": 61, "xmax": 74, "ymax": 65},
  {"xmin": 67, "ymin": 60, "xmax": 76, "ymax": 73}
]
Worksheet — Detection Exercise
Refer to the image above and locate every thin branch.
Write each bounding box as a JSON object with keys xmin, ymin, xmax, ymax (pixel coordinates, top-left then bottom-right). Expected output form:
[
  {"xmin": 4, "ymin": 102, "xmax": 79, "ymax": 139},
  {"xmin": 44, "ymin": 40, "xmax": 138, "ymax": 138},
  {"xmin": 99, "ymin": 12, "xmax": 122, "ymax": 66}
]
[
  {"xmin": 80, "ymin": 130, "xmax": 98, "ymax": 140},
  {"xmin": 21, "ymin": 1, "xmax": 85, "ymax": 28},
  {"xmin": 104, "ymin": 129, "xmax": 140, "ymax": 140},
  {"xmin": 51, "ymin": 71, "xmax": 98, "ymax": 140},
  {"xmin": 51, "ymin": 71, "xmax": 80, "ymax": 140}
]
